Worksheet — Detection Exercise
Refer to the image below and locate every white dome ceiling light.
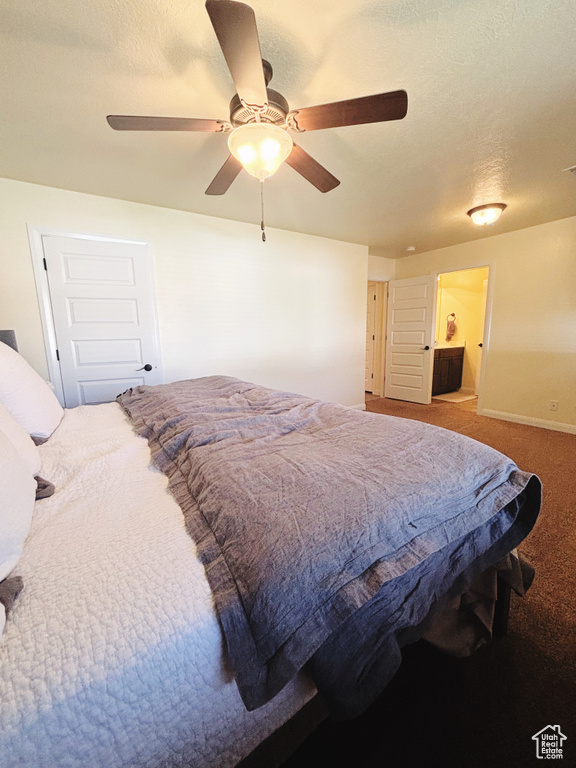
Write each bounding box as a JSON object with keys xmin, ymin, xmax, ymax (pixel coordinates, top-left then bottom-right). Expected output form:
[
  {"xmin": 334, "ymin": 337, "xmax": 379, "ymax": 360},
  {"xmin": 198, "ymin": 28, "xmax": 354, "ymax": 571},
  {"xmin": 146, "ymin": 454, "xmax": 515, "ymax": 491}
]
[{"xmin": 467, "ymin": 203, "xmax": 507, "ymax": 226}]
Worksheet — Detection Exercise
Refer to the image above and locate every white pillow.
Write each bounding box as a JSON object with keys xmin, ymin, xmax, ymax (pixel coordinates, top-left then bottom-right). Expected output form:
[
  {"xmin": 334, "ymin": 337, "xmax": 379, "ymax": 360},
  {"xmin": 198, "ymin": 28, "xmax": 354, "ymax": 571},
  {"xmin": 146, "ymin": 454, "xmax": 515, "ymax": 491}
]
[
  {"xmin": 0, "ymin": 403, "xmax": 41, "ymax": 476},
  {"xmin": 0, "ymin": 429, "xmax": 36, "ymax": 583},
  {"xmin": 0, "ymin": 342, "xmax": 63, "ymax": 439}
]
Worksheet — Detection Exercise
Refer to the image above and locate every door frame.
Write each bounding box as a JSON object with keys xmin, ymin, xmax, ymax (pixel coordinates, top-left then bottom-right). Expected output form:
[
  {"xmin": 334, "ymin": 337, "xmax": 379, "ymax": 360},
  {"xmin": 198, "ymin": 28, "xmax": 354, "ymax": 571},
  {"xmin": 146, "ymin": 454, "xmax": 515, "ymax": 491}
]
[
  {"xmin": 28, "ymin": 225, "xmax": 156, "ymax": 406},
  {"xmin": 431, "ymin": 263, "xmax": 495, "ymax": 414}
]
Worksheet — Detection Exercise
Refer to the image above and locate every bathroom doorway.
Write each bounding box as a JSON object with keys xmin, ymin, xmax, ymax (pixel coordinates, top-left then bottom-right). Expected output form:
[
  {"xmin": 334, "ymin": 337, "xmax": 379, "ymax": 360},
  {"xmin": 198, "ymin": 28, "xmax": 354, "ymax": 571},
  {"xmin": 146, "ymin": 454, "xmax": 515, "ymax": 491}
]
[{"xmin": 434, "ymin": 267, "xmax": 489, "ymax": 405}]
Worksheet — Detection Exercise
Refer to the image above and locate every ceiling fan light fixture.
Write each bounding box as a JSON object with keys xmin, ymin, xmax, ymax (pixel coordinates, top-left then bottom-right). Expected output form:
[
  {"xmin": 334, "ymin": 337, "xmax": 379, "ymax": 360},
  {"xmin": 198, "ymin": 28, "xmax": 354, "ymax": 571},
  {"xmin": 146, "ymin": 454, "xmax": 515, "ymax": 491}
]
[
  {"xmin": 228, "ymin": 123, "xmax": 293, "ymax": 180},
  {"xmin": 467, "ymin": 203, "xmax": 507, "ymax": 226}
]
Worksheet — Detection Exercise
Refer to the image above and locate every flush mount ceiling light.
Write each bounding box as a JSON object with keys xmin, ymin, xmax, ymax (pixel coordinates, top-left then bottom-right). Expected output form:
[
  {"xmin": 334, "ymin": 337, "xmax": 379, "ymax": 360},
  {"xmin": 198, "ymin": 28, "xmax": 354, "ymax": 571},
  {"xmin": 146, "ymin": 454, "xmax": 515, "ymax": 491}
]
[
  {"xmin": 227, "ymin": 122, "xmax": 293, "ymax": 181},
  {"xmin": 467, "ymin": 203, "xmax": 507, "ymax": 226}
]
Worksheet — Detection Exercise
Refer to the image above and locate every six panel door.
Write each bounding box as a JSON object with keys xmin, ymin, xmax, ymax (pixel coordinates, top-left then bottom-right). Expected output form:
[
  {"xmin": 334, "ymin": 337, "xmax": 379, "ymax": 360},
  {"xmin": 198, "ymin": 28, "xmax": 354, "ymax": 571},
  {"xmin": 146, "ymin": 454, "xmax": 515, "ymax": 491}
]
[{"xmin": 42, "ymin": 235, "xmax": 163, "ymax": 407}]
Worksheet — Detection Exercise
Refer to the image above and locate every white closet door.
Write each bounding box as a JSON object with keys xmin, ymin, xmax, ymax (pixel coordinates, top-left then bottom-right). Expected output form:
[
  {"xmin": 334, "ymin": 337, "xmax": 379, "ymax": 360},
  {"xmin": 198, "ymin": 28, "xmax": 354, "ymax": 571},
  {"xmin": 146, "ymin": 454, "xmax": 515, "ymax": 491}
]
[
  {"xmin": 42, "ymin": 235, "xmax": 163, "ymax": 407},
  {"xmin": 365, "ymin": 284, "xmax": 376, "ymax": 391}
]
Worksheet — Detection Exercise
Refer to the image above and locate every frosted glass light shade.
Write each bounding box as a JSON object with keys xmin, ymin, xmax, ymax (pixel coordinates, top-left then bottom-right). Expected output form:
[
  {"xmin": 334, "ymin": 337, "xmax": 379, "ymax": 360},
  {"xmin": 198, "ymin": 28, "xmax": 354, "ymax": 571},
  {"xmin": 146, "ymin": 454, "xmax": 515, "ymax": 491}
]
[
  {"xmin": 228, "ymin": 123, "xmax": 293, "ymax": 180},
  {"xmin": 467, "ymin": 203, "xmax": 507, "ymax": 226}
]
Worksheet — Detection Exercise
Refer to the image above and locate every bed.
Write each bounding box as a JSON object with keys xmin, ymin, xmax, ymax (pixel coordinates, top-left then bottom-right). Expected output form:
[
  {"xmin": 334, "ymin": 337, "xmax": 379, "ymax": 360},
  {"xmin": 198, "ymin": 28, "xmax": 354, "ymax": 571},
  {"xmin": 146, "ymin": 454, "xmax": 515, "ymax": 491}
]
[{"xmin": 0, "ymin": 342, "xmax": 541, "ymax": 768}]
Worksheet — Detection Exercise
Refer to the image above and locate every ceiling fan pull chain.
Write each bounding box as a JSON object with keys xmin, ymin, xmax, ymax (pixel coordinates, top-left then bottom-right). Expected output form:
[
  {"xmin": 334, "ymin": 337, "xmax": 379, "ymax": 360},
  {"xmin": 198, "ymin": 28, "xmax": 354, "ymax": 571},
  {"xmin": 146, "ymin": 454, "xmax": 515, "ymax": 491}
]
[{"xmin": 260, "ymin": 181, "xmax": 266, "ymax": 242}]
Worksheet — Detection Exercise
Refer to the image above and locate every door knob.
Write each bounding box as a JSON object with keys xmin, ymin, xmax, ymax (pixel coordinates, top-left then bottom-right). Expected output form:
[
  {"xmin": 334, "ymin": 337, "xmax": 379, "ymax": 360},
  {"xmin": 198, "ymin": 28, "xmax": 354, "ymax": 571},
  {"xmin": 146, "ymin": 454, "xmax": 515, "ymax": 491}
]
[
  {"xmin": 137, "ymin": 364, "xmax": 153, "ymax": 372},
  {"xmin": 478, "ymin": 343, "xmax": 483, "ymax": 348},
  {"xmin": 420, "ymin": 345, "xmax": 430, "ymax": 350}
]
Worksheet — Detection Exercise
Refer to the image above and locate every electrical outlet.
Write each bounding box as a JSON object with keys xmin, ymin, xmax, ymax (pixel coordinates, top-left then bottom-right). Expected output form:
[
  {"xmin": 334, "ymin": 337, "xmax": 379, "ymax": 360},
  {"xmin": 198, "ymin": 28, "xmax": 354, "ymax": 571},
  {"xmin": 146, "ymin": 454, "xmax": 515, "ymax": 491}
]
[{"xmin": 549, "ymin": 400, "xmax": 559, "ymax": 412}]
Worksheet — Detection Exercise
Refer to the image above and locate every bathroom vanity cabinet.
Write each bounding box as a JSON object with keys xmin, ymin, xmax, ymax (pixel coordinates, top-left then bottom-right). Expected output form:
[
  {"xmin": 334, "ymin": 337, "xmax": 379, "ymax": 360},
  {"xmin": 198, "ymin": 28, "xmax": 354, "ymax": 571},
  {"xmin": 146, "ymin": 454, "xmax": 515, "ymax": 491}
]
[{"xmin": 432, "ymin": 346, "xmax": 464, "ymax": 396}]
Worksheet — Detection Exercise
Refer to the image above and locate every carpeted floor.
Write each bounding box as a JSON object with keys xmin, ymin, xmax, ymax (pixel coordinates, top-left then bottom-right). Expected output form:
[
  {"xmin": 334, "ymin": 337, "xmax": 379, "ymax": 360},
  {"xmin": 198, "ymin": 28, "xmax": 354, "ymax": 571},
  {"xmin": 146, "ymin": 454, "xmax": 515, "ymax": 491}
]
[{"xmin": 283, "ymin": 397, "xmax": 576, "ymax": 768}]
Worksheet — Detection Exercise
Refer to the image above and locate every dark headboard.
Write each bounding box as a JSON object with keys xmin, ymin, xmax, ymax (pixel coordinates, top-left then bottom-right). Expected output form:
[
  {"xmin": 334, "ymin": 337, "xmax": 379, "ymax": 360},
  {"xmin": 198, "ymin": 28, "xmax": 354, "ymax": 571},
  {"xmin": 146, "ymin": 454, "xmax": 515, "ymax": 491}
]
[{"xmin": 0, "ymin": 330, "xmax": 18, "ymax": 351}]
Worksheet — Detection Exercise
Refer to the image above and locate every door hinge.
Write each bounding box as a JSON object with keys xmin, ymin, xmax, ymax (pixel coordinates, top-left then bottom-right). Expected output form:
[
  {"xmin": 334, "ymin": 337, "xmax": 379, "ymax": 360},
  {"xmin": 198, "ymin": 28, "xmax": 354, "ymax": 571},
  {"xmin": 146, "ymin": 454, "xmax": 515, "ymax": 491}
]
[
  {"xmin": 371, "ymin": 373, "xmax": 374, "ymax": 378},
  {"xmin": 372, "ymin": 335, "xmax": 375, "ymax": 340},
  {"xmin": 374, "ymin": 294, "xmax": 376, "ymax": 300},
  {"xmin": 43, "ymin": 257, "xmax": 47, "ymax": 271},
  {"xmin": 55, "ymin": 349, "xmax": 60, "ymax": 361}
]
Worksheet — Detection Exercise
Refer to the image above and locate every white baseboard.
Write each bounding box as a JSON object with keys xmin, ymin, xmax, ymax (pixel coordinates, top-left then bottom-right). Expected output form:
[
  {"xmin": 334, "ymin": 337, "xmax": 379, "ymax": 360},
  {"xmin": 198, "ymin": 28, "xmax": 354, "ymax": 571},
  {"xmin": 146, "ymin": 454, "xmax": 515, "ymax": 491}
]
[
  {"xmin": 349, "ymin": 402, "xmax": 367, "ymax": 411},
  {"xmin": 480, "ymin": 408, "xmax": 576, "ymax": 435}
]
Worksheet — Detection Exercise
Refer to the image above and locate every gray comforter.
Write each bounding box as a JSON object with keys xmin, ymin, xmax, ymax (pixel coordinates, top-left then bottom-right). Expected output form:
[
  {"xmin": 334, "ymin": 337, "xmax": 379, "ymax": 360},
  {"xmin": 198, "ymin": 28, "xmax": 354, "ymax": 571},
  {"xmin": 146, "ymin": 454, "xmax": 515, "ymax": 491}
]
[{"xmin": 117, "ymin": 376, "xmax": 541, "ymax": 718}]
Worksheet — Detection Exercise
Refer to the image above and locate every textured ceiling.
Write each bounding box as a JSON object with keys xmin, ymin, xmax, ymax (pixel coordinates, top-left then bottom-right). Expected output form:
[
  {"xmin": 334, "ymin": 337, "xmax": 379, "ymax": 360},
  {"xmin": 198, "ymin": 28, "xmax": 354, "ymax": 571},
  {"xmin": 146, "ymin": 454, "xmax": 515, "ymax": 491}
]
[{"xmin": 1, "ymin": 0, "xmax": 575, "ymax": 257}]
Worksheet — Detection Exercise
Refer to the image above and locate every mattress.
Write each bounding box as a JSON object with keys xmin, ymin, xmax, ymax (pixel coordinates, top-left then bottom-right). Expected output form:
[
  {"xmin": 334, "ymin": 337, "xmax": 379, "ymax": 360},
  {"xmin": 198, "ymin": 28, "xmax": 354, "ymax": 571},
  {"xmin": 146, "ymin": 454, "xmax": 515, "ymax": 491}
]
[{"xmin": 0, "ymin": 403, "xmax": 315, "ymax": 768}]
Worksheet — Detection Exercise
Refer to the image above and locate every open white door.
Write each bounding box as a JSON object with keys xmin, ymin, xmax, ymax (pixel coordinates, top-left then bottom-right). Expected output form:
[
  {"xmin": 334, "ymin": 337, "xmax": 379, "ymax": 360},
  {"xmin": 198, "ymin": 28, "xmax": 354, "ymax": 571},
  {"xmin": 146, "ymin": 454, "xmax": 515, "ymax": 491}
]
[
  {"xmin": 40, "ymin": 235, "xmax": 163, "ymax": 407},
  {"xmin": 384, "ymin": 275, "xmax": 436, "ymax": 404}
]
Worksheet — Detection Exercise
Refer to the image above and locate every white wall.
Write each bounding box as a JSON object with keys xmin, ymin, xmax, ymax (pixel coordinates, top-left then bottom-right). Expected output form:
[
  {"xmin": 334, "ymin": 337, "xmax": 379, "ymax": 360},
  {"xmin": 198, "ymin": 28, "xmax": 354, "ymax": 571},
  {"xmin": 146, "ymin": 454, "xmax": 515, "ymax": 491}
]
[
  {"xmin": 0, "ymin": 178, "xmax": 368, "ymax": 408},
  {"xmin": 367, "ymin": 253, "xmax": 396, "ymax": 282},
  {"xmin": 395, "ymin": 217, "xmax": 576, "ymax": 432}
]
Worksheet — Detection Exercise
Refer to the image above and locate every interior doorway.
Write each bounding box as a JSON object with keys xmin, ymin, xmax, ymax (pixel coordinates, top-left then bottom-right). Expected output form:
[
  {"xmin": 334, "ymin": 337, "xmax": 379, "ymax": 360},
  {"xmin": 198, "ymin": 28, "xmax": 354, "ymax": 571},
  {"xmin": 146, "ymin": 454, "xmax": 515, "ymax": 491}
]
[
  {"xmin": 382, "ymin": 267, "xmax": 492, "ymax": 407},
  {"xmin": 434, "ymin": 267, "xmax": 489, "ymax": 404}
]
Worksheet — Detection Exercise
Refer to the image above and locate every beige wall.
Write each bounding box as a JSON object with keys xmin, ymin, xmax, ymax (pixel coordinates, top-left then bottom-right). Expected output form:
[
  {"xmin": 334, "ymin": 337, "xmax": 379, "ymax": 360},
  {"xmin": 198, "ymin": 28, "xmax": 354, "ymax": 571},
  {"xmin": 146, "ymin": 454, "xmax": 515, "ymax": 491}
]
[
  {"xmin": 396, "ymin": 217, "xmax": 576, "ymax": 432},
  {"xmin": 0, "ymin": 177, "xmax": 368, "ymax": 408},
  {"xmin": 436, "ymin": 267, "xmax": 489, "ymax": 394}
]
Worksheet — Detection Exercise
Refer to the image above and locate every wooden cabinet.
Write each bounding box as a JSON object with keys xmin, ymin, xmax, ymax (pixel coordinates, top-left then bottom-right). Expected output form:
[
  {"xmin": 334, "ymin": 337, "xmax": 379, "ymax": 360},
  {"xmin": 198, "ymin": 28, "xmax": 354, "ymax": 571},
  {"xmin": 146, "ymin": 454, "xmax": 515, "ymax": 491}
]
[{"xmin": 432, "ymin": 347, "xmax": 464, "ymax": 396}]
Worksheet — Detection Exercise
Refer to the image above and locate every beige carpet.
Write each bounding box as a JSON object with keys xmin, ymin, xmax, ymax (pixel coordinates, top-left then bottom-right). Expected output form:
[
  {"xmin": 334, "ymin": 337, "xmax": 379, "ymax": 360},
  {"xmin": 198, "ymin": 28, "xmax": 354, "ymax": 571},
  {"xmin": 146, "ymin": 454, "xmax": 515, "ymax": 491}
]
[{"xmin": 285, "ymin": 396, "xmax": 576, "ymax": 768}]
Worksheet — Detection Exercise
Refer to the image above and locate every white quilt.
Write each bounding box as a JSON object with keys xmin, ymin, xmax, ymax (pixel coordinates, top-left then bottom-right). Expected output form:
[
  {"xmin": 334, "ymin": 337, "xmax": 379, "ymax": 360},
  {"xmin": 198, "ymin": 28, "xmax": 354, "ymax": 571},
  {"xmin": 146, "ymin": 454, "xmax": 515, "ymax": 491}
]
[{"xmin": 0, "ymin": 404, "xmax": 315, "ymax": 768}]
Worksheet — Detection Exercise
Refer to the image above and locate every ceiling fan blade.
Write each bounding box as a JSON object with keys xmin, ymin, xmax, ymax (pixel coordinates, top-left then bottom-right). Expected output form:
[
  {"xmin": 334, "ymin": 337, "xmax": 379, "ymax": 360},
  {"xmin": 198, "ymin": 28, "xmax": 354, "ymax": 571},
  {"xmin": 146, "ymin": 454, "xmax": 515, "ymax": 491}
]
[
  {"xmin": 290, "ymin": 90, "xmax": 408, "ymax": 132},
  {"xmin": 285, "ymin": 144, "xmax": 340, "ymax": 193},
  {"xmin": 205, "ymin": 154, "xmax": 243, "ymax": 195},
  {"xmin": 205, "ymin": 0, "xmax": 268, "ymax": 111},
  {"xmin": 107, "ymin": 115, "xmax": 226, "ymax": 132}
]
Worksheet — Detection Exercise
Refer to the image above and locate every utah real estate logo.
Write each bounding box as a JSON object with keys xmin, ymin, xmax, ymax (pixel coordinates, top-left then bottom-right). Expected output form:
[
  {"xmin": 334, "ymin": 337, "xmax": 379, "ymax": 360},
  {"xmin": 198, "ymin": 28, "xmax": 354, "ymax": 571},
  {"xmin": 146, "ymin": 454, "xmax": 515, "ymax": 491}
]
[{"xmin": 532, "ymin": 725, "xmax": 567, "ymax": 759}]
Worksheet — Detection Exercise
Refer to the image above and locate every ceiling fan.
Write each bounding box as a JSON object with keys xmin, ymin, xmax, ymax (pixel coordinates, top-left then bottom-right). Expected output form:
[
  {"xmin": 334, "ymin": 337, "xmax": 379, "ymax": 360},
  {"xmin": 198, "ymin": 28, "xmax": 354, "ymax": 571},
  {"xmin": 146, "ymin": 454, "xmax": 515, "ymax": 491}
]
[{"xmin": 107, "ymin": 0, "xmax": 408, "ymax": 196}]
